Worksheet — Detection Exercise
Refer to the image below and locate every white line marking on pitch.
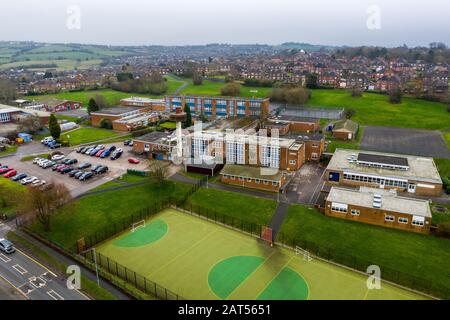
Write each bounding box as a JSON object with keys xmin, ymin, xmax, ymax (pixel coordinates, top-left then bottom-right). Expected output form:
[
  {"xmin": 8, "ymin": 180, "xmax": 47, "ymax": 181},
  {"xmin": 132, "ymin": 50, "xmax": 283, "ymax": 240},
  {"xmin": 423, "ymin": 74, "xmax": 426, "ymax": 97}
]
[
  {"xmin": 47, "ymin": 290, "xmax": 64, "ymax": 300},
  {"xmin": 12, "ymin": 264, "xmax": 28, "ymax": 275},
  {"xmin": 0, "ymin": 253, "xmax": 11, "ymax": 263}
]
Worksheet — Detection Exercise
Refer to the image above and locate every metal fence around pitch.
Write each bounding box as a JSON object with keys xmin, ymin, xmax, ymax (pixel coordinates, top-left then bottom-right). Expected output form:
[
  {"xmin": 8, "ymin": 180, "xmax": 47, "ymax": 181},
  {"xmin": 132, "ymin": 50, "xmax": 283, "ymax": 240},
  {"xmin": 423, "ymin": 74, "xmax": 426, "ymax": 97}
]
[{"xmin": 82, "ymin": 249, "xmax": 182, "ymax": 300}]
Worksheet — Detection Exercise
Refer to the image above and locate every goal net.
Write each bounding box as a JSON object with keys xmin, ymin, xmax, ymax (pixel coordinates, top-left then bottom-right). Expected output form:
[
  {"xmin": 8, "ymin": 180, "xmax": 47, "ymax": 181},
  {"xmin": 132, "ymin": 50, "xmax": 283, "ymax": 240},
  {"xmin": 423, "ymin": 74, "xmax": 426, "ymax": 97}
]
[
  {"xmin": 295, "ymin": 246, "xmax": 313, "ymax": 262},
  {"xmin": 131, "ymin": 220, "xmax": 146, "ymax": 233},
  {"xmin": 261, "ymin": 226, "xmax": 273, "ymax": 244}
]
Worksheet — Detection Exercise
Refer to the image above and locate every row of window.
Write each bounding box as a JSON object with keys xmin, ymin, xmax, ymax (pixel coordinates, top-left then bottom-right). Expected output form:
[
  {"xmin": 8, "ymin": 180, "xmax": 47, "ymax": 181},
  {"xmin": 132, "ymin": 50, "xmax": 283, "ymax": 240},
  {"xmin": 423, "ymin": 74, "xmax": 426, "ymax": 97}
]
[
  {"xmin": 223, "ymin": 174, "xmax": 279, "ymax": 186},
  {"xmin": 331, "ymin": 206, "xmax": 424, "ymax": 227},
  {"xmin": 0, "ymin": 112, "xmax": 11, "ymax": 123},
  {"xmin": 357, "ymin": 161, "xmax": 409, "ymax": 171},
  {"xmin": 343, "ymin": 173, "xmax": 408, "ymax": 188}
]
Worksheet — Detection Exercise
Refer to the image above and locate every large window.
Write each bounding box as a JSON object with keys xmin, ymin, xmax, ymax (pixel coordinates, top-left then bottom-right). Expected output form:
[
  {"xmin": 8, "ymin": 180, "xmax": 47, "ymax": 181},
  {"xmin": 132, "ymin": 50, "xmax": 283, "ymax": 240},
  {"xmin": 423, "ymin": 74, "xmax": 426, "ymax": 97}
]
[{"xmin": 343, "ymin": 173, "xmax": 408, "ymax": 189}]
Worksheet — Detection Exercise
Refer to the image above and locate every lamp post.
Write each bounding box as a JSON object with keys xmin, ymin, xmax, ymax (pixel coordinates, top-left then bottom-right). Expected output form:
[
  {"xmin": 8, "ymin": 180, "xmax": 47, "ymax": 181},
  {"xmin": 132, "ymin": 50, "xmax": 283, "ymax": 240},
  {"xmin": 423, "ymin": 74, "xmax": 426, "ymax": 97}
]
[{"xmin": 81, "ymin": 247, "xmax": 100, "ymax": 286}]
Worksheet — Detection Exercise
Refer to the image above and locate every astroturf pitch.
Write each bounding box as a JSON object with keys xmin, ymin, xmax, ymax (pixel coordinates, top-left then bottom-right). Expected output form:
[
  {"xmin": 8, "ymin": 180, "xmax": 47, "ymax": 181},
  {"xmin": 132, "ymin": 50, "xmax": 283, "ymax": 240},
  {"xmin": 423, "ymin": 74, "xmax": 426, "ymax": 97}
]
[{"xmin": 96, "ymin": 209, "xmax": 428, "ymax": 300}]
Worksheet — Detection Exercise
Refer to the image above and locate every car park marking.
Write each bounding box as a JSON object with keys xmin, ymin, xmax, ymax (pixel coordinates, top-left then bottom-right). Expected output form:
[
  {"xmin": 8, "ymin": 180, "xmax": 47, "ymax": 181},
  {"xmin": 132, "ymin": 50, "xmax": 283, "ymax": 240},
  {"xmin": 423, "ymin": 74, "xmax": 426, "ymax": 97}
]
[
  {"xmin": 12, "ymin": 264, "xmax": 28, "ymax": 275},
  {"xmin": 0, "ymin": 253, "xmax": 11, "ymax": 263},
  {"xmin": 29, "ymin": 276, "xmax": 46, "ymax": 288},
  {"xmin": 47, "ymin": 289, "xmax": 64, "ymax": 300},
  {"xmin": 16, "ymin": 249, "xmax": 57, "ymax": 277}
]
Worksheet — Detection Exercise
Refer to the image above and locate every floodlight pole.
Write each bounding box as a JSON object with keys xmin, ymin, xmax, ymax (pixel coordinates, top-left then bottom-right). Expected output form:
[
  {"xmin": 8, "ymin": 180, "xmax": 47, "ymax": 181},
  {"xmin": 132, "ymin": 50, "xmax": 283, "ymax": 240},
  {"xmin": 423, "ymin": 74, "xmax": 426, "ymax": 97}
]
[{"xmin": 82, "ymin": 247, "xmax": 100, "ymax": 286}]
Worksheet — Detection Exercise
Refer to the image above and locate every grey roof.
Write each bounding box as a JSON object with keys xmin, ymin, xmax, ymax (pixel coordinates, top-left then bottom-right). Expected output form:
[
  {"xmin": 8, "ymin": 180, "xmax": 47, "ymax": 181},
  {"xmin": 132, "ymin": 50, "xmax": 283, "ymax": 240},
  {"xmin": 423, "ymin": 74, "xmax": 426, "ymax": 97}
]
[
  {"xmin": 220, "ymin": 164, "xmax": 283, "ymax": 182},
  {"xmin": 91, "ymin": 106, "xmax": 143, "ymax": 116},
  {"xmin": 358, "ymin": 153, "xmax": 408, "ymax": 167},
  {"xmin": 134, "ymin": 131, "xmax": 173, "ymax": 144}
]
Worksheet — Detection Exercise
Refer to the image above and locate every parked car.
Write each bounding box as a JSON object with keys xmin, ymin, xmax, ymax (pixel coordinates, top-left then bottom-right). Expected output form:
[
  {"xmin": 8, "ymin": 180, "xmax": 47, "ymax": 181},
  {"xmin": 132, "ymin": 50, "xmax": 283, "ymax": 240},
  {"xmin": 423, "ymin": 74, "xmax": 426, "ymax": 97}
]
[
  {"xmin": 68, "ymin": 169, "xmax": 82, "ymax": 177},
  {"xmin": 61, "ymin": 166, "xmax": 74, "ymax": 174},
  {"xmin": 78, "ymin": 162, "xmax": 92, "ymax": 170},
  {"xmin": 110, "ymin": 149, "xmax": 123, "ymax": 160},
  {"xmin": 74, "ymin": 171, "xmax": 85, "ymax": 179},
  {"xmin": 57, "ymin": 165, "xmax": 69, "ymax": 173},
  {"xmin": 51, "ymin": 154, "xmax": 65, "ymax": 161},
  {"xmin": 38, "ymin": 160, "xmax": 51, "ymax": 167},
  {"xmin": 11, "ymin": 173, "xmax": 27, "ymax": 181},
  {"xmin": 0, "ymin": 167, "xmax": 12, "ymax": 174},
  {"xmin": 94, "ymin": 165, "xmax": 108, "ymax": 174},
  {"xmin": 41, "ymin": 137, "xmax": 53, "ymax": 144},
  {"xmin": 123, "ymin": 140, "xmax": 131, "ymax": 146},
  {"xmin": 33, "ymin": 157, "xmax": 42, "ymax": 164},
  {"xmin": 49, "ymin": 142, "xmax": 62, "ymax": 149},
  {"xmin": 128, "ymin": 141, "xmax": 134, "ymax": 147},
  {"xmin": 128, "ymin": 158, "xmax": 140, "ymax": 164},
  {"xmin": 43, "ymin": 161, "xmax": 56, "ymax": 169},
  {"xmin": 100, "ymin": 149, "xmax": 111, "ymax": 158},
  {"xmin": 79, "ymin": 172, "xmax": 94, "ymax": 181},
  {"xmin": 63, "ymin": 158, "xmax": 78, "ymax": 165},
  {"xmin": 3, "ymin": 170, "xmax": 17, "ymax": 178},
  {"xmin": 21, "ymin": 176, "xmax": 38, "ymax": 185},
  {"xmin": 84, "ymin": 148, "xmax": 94, "ymax": 155},
  {"xmin": 91, "ymin": 164, "xmax": 103, "ymax": 172},
  {"xmin": 31, "ymin": 180, "xmax": 46, "ymax": 188},
  {"xmin": 95, "ymin": 149, "xmax": 104, "ymax": 157},
  {"xmin": 0, "ymin": 239, "xmax": 15, "ymax": 254}
]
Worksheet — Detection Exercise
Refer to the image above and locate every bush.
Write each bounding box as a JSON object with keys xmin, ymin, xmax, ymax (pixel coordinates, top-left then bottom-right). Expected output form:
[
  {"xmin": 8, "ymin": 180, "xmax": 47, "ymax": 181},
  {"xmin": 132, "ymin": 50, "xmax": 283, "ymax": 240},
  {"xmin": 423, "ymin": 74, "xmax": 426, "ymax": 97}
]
[
  {"xmin": 437, "ymin": 222, "xmax": 450, "ymax": 238},
  {"xmin": 192, "ymin": 73, "xmax": 203, "ymax": 86},
  {"xmin": 388, "ymin": 87, "xmax": 403, "ymax": 104},
  {"xmin": 442, "ymin": 177, "xmax": 450, "ymax": 194},
  {"xmin": 269, "ymin": 86, "xmax": 311, "ymax": 105},
  {"xmin": 99, "ymin": 119, "xmax": 113, "ymax": 130},
  {"xmin": 220, "ymin": 82, "xmax": 241, "ymax": 96},
  {"xmin": 344, "ymin": 108, "xmax": 357, "ymax": 119}
]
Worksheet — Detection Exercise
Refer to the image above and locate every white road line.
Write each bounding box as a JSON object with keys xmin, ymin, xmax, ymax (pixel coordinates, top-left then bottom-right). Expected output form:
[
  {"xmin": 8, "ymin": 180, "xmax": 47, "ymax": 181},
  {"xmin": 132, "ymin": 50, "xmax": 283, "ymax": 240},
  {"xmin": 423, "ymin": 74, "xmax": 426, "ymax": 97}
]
[
  {"xmin": 12, "ymin": 264, "xmax": 28, "ymax": 275},
  {"xmin": 0, "ymin": 253, "xmax": 11, "ymax": 263},
  {"xmin": 29, "ymin": 276, "xmax": 46, "ymax": 289},
  {"xmin": 47, "ymin": 290, "xmax": 64, "ymax": 300}
]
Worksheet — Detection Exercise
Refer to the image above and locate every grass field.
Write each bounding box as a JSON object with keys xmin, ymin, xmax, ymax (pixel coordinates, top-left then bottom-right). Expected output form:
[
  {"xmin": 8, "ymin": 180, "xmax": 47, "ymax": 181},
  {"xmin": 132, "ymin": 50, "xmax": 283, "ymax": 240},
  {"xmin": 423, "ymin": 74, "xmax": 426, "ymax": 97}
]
[
  {"xmin": 60, "ymin": 127, "xmax": 124, "ymax": 146},
  {"xmin": 0, "ymin": 178, "xmax": 25, "ymax": 218},
  {"xmin": 444, "ymin": 132, "xmax": 450, "ymax": 149},
  {"xmin": 0, "ymin": 59, "xmax": 102, "ymax": 71},
  {"xmin": 179, "ymin": 80, "xmax": 272, "ymax": 98},
  {"xmin": 96, "ymin": 209, "xmax": 427, "ymax": 300},
  {"xmin": 30, "ymin": 181, "xmax": 192, "ymax": 250},
  {"xmin": 435, "ymin": 158, "xmax": 450, "ymax": 178},
  {"xmin": 186, "ymin": 187, "xmax": 277, "ymax": 226},
  {"xmin": 0, "ymin": 145, "xmax": 18, "ymax": 157},
  {"xmin": 307, "ymin": 90, "xmax": 450, "ymax": 131},
  {"xmin": 279, "ymin": 204, "xmax": 450, "ymax": 297}
]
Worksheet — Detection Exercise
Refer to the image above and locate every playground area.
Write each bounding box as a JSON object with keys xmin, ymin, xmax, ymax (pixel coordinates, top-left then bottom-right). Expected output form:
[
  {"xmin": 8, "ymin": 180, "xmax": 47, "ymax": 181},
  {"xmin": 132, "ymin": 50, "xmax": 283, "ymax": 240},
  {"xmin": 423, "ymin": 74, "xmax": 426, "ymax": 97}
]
[{"xmin": 95, "ymin": 209, "xmax": 428, "ymax": 300}]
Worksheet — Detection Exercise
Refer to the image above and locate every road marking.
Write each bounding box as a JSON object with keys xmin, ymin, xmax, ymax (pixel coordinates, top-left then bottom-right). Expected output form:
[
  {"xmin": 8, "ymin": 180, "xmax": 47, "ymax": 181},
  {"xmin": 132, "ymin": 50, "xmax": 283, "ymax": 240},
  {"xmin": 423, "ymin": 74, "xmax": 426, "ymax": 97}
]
[
  {"xmin": 17, "ymin": 282, "xmax": 35, "ymax": 296},
  {"xmin": 0, "ymin": 253, "xmax": 11, "ymax": 263},
  {"xmin": 12, "ymin": 264, "xmax": 28, "ymax": 275},
  {"xmin": 16, "ymin": 249, "xmax": 57, "ymax": 277},
  {"xmin": 0, "ymin": 274, "xmax": 29, "ymax": 299},
  {"xmin": 29, "ymin": 276, "xmax": 46, "ymax": 288},
  {"xmin": 47, "ymin": 289, "xmax": 64, "ymax": 300}
]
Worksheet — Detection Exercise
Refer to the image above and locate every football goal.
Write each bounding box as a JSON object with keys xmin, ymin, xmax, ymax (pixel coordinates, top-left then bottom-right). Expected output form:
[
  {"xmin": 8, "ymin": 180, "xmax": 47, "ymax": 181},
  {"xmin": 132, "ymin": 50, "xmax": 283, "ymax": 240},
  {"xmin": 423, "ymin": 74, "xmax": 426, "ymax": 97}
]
[
  {"xmin": 131, "ymin": 220, "xmax": 146, "ymax": 233},
  {"xmin": 295, "ymin": 246, "xmax": 313, "ymax": 262}
]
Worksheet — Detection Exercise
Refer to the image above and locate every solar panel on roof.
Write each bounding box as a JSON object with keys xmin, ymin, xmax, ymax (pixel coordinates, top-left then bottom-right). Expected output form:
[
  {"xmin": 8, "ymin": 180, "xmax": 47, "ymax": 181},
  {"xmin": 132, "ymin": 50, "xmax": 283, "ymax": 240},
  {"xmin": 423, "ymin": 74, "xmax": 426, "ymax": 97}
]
[{"xmin": 357, "ymin": 153, "xmax": 408, "ymax": 167}]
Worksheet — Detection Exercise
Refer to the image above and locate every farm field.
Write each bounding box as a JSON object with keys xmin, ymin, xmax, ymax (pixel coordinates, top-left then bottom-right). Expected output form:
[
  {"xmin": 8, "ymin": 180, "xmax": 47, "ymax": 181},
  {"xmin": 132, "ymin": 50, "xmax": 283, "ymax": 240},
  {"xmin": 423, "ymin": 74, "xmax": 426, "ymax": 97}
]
[
  {"xmin": 306, "ymin": 90, "xmax": 450, "ymax": 131},
  {"xmin": 95, "ymin": 209, "xmax": 427, "ymax": 300},
  {"xmin": 0, "ymin": 59, "xmax": 103, "ymax": 71},
  {"xmin": 278, "ymin": 204, "xmax": 450, "ymax": 298}
]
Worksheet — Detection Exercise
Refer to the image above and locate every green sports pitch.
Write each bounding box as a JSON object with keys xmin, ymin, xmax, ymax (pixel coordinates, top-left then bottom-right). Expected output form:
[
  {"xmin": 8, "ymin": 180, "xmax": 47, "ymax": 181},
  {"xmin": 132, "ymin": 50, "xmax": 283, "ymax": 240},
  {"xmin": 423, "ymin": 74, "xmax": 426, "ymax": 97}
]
[{"xmin": 96, "ymin": 209, "xmax": 428, "ymax": 300}]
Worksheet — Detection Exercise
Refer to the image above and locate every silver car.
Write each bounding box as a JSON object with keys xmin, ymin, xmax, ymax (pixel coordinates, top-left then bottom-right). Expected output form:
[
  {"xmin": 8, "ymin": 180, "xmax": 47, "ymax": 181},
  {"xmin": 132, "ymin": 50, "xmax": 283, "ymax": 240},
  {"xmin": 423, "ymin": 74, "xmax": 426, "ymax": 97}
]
[{"xmin": 0, "ymin": 239, "xmax": 15, "ymax": 254}]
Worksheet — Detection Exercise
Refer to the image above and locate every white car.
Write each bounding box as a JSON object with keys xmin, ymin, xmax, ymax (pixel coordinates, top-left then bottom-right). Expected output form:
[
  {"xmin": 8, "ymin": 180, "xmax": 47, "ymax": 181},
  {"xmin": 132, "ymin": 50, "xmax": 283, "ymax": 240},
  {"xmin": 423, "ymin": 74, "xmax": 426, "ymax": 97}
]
[
  {"xmin": 38, "ymin": 159, "xmax": 50, "ymax": 167},
  {"xmin": 33, "ymin": 157, "xmax": 43, "ymax": 164},
  {"xmin": 31, "ymin": 179, "xmax": 46, "ymax": 187},
  {"xmin": 21, "ymin": 176, "xmax": 38, "ymax": 185},
  {"xmin": 41, "ymin": 137, "xmax": 53, "ymax": 144},
  {"xmin": 51, "ymin": 154, "xmax": 65, "ymax": 161}
]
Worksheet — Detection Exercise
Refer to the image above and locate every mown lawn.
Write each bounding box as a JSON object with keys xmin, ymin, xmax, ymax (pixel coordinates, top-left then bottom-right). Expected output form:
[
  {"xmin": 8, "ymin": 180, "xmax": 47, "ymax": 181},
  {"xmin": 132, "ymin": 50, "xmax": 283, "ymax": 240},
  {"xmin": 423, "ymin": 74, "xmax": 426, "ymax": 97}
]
[
  {"xmin": 307, "ymin": 90, "xmax": 450, "ymax": 131},
  {"xmin": 0, "ymin": 178, "xmax": 25, "ymax": 218},
  {"xmin": 180, "ymin": 80, "xmax": 271, "ymax": 98},
  {"xmin": 186, "ymin": 187, "xmax": 277, "ymax": 226},
  {"xmin": 60, "ymin": 127, "xmax": 124, "ymax": 146},
  {"xmin": 0, "ymin": 145, "xmax": 18, "ymax": 157},
  {"xmin": 30, "ymin": 181, "xmax": 192, "ymax": 250},
  {"xmin": 279, "ymin": 204, "xmax": 450, "ymax": 296},
  {"xmin": 444, "ymin": 132, "xmax": 450, "ymax": 149},
  {"xmin": 435, "ymin": 158, "xmax": 450, "ymax": 178}
]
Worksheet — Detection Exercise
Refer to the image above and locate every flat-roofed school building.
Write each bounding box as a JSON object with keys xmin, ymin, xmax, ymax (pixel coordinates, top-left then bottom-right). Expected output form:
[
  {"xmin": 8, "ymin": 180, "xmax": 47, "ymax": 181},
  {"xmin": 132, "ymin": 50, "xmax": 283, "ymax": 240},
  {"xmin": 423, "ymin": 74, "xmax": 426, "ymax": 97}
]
[
  {"xmin": 165, "ymin": 95, "xmax": 270, "ymax": 119},
  {"xmin": 120, "ymin": 97, "xmax": 166, "ymax": 112},
  {"xmin": 220, "ymin": 164, "xmax": 287, "ymax": 192},
  {"xmin": 90, "ymin": 106, "xmax": 155, "ymax": 131},
  {"xmin": 325, "ymin": 149, "xmax": 443, "ymax": 197},
  {"xmin": 325, "ymin": 187, "xmax": 432, "ymax": 234}
]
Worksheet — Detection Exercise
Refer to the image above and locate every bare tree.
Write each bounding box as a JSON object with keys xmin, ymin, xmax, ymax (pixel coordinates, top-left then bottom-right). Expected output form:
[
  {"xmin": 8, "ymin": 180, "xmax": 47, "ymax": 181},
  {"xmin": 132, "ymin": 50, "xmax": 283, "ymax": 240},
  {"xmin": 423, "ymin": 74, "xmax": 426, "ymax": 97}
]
[
  {"xmin": 17, "ymin": 114, "xmax": 43, "ymax": 134},
  {"xmin": 0, "ymin": 78, "xmax": 17, "ymax": 103},
  {"xmin": 18, "ymin": 182, "xmax": 74, "ymax": 231},
  {"xmin": 147, "ymin": 160, "xmax": 168, "ymax": 186},
  {"xmin": 95, "ymin": 94, "xmax": 109, "ymax": 109}
]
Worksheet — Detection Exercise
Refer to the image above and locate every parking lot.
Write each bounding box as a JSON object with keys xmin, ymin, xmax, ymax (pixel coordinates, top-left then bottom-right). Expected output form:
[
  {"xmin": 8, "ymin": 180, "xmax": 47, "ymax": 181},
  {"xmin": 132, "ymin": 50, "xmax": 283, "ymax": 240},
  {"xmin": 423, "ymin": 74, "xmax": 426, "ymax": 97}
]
[
  {"xmin": 360, "ymin": 126, "xmax": 450, "ymax": 158},
  {"xmin": 0, "ymin": 142, "xmax": 149, "ymax": 198}
]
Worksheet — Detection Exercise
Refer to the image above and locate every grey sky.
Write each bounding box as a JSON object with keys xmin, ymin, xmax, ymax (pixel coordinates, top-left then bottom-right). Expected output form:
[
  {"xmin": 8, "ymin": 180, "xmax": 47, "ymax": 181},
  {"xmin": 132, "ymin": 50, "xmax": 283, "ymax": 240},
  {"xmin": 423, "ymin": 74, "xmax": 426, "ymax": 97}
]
[{"xmin": 0, "ymin": 0, "xmax": 448, "ymax": 47}]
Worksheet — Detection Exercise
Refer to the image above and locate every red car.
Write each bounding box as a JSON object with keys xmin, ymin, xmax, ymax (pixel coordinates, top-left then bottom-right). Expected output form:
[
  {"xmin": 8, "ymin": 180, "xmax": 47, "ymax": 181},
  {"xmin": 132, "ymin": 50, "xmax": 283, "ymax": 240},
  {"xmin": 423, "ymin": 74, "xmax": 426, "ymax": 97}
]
[
  {"xmin": 3, "ymin": 170, "xmax": 17, "ymax": 178},
  {"xmin": 0, "ymin": 167, "xmax": 12, "ymax": 174},
  {"xmin": 95, "ymin": 149, "xmax": 104, "ymax": 157},
  {"xmin": 128, "ymin": 158, "xmax": 140, "ymax": 164}
]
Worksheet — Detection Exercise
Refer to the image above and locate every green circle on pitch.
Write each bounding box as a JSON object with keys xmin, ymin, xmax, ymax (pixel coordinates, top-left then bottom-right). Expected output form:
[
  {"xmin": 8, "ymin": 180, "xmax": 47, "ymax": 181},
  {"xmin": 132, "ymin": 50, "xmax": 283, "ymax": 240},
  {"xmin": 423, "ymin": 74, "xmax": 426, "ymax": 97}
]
[
  {"xmin": 208, "ymin": 256, "xmax": 264, "ymax": 299},
  {"xmin": 113, "ymin": 219, "xmax": 168, "ymax": 248},
  {"xmin": 257, "ymin": 267, "xmax": 308, "ymax": 300}
]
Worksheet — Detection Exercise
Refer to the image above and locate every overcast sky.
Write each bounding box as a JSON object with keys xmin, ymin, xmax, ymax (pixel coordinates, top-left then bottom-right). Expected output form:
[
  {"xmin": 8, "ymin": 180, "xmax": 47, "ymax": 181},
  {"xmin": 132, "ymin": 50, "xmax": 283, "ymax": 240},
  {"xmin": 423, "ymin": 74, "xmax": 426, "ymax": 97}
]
[{"xmin": 0, "ymin": 0, "xmax": 448, "ymax": 47}]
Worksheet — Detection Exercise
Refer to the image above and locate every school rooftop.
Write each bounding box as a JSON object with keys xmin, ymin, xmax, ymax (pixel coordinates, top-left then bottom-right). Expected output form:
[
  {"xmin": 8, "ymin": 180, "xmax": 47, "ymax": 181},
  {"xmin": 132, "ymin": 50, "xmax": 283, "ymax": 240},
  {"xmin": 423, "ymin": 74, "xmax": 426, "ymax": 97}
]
[
  {"xmin": 327, "ymin": 186, "xmax": 432, "ymax": 217},
  {"xmin": 327, "ymin": 149, "xmax": 442, "ymax": 184}
]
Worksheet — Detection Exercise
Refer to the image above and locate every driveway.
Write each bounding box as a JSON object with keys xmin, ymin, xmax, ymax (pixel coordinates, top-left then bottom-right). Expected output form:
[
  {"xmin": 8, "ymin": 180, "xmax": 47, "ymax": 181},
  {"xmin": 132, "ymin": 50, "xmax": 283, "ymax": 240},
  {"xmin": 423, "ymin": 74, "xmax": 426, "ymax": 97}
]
[{"xmin": 285, "ymin": 163, "xmax": 326, "ymax": 204}]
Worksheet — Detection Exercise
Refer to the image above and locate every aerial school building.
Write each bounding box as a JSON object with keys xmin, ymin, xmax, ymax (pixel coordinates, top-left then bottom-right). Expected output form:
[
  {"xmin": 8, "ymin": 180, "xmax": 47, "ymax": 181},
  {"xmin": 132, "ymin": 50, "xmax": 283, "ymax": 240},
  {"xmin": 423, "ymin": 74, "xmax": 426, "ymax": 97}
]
[
  {"xmin": 325, "ymin": 149, "xmax": 443, "ymax": 197},
  {"xmin": 165, "ymin": 95, "xmax": 270, "ymax": 119}
]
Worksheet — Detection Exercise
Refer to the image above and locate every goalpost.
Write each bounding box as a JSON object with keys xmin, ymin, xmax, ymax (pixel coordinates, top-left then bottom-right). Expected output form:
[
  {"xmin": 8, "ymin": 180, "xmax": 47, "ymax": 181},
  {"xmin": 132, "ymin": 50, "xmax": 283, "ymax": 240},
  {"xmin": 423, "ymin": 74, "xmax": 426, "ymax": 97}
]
[
  {"xmin": 295, "ymin": 246, "xmax": 313, "ymax": 262},
  {"xmin": 131, "ymin": 220, "xmax": 146, "ymax": 233}
]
